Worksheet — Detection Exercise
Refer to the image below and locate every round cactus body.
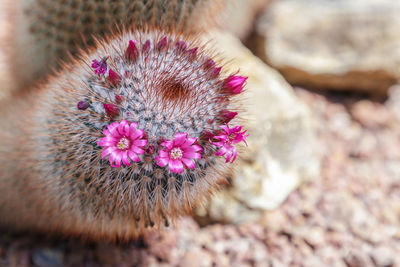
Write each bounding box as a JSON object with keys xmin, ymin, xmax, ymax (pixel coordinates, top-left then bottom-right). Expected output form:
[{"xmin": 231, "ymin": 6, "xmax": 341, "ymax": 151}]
[{"xmin": 0, "ymin": 28, "xmax": 247, "ymax": 240}]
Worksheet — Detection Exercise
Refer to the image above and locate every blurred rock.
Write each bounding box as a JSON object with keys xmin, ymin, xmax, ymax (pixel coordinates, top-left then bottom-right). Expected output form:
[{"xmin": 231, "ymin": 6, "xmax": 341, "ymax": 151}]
[
  {"xmin": 350, "ymin": 100, "xmax": 395, "ymax": 129},
  {"xmin": 0, "ymin": 0, "xmax": 13, "ymax": 101},
  {"xmin": 197, "ymin": 31, "xmax": 320, "ymax": 223},
  {"xmin": 251, "ymin": 0, "xmax": 400, "ymax": 95},
  {"xmin": 344, "ymin": 250, "xmax": 374, "ymax": 267},
  {"xmin": 371, "ymin": 246, "xmax": 394, "ymax": 267},
  {"xmin": 32, "ymin": 248, "xmax": 64, "ymax": 267},
  {"xmin": 218, "ymin": 0, "xmax": 271, "ymax": 40}
]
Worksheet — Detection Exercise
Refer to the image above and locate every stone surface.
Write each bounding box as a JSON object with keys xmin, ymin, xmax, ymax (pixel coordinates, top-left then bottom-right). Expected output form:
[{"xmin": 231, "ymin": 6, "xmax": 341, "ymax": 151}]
[
  {"xmin": 217, "ymin": 0, "xmax": 271, "ymax": 40},
  {"xmin": 196, "ymin": 31, "xmax": 320, "ymax": 223},
  {"xmin": 251, "ymin": 0, "xmax": 400, "ymax": 95}
]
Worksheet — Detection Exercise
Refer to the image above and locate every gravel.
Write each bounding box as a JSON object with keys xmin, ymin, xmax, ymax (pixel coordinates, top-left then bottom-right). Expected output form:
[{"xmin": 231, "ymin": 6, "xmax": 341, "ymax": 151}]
[{"xmin": 1, "ymin": 88, "xmax": 399, "ymax": 266}]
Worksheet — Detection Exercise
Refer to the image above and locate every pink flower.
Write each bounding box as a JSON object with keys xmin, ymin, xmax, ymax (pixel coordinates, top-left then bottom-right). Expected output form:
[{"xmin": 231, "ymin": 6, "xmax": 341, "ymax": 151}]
[
  {"xmin": 224, "ymin": 75, "xmax": 247, "ymax": 94},
  {"xmin": 91, "ymin": 58, "xmax": 108, "ymax": 76},
  {"xmin": 155, "ymin": 133, "xmax": 202, "ymax": 174},
  {"xmin": 98, "ymin": 120, "xmax": 147, "ymax": 168},
  {"xmin": 211, "ymin": 124, "xmax": 248, "ymax": 163}
]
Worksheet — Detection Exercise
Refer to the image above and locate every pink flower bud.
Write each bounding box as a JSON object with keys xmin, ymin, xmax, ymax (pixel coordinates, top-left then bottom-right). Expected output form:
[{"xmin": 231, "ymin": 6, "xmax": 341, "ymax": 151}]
[
  {"xmin": 187, "ymin": 47, "xmax": 198, "ymax": 60},
  {"xmin": 175, "ymin": 40, "xmax": 187, "ymax": 51},
  {"xmin": 77, "ymin": 101, "xmax": 90, "ymax": 110},
  {"xmin": 156, "ymin": 37, "xmax": 167, "ymax": 51},
  {"xmin": 220, "ymin": 110, "xmax": 238, "ymax": 123},
  {"xmin": 224, "ymin": 75, "xmax": 247, "ymax": 94},
  {"xmin": 103, "ymin": 103, "xmax": 119, "ymax": 117},
  {"xmin": 126, "ymin": 40, "xmax": 139, "ymax": 62},
  {"xmin": 115, "ymin": 94, "xmax": 123, "ymax": 103},
  {"xmin": 108, "ymin": 69, "xmax": 121, "ymax": 86},
  {"xmin": 142, "ymin": 40, "xmax": 151, "ymax": 53}
]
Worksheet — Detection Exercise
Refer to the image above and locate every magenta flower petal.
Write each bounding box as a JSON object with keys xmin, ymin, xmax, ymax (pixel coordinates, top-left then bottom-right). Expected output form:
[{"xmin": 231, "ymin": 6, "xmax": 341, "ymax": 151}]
[
  {"xmin": 155, "ymin": 156, "xmax": 169, "ymax": 168},
  {"xmin": 106, "ymin": 121, "xmax": 120, "ymax": 134},
  {"xmin": 128, "ymin": 151, "xmax": 140, "ymax": 162},
  {"xmin": 192, "ymin": 145, "xmax": 203, "ymax": 152},
  {"xmin": 130, "ymin": 129, "xmax": 143, "ymax": 140},
  {"xmin": 169, "ymin": 159, "xmax": 184, "ymax": 174},
  {"xmin": 161, "ymin": 140, "xmax": 174, "ymax": 150},
  {"xmin": 130, "ymin": 146, "xmax": 145, "ymax": 154},
  {"xmin": 231, "ymin": 125, "xmax": 243, "ymax": 133},
  {"xmin": 182, "ymin": 137, "xmax": 196, "ymax": 147},
  {"xmin": 118, "ymin": 120, "xmax": 128, "ymax": 134},
  {"xmin": 109, "ymin": 153, "xmax": 117, "ymax": 167},
  {"xmin": 114, "ymin": 152, "xmax": 123, "ymax": 167},
  {"xmin": 122, "ymin": 151, "xmax": 131, "ymax": 166},
  {"xmin": 159, "ymin": 150, "xmax": 169, "ymax": 158},
  {"xmin": 174, "ymin": 132, "xmax": 188, "ymax": 146},
  {"xmin": 98, "ymin": 121, "xmax": 147, "ymax": 167},
  {"xmin": 215, "ymin": 146, "xmax": 227, "ymax": 156},
  {"xmin": 183, "ymin": 152, "xmax": 202, "ymax": 160},
  {"xmin": 101, "ymin": 147, "xmax": 115, "ymax": 159},
  {"xmin": 133, "ymin": 139, "xmax": 147, "ymax": 147},
  {"xmin": 97, "ymin": 137, "xmax": 117, "ymax": 147},
  {"xmin": 181, "ymin": 158, "xmax": 195, "ymax": 169}
]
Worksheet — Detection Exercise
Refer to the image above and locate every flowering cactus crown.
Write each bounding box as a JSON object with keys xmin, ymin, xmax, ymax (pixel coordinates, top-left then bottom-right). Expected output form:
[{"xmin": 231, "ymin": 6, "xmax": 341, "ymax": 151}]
[{"xmin": 63, "ymin": 29, "xmax": 248, "ymax": 228}]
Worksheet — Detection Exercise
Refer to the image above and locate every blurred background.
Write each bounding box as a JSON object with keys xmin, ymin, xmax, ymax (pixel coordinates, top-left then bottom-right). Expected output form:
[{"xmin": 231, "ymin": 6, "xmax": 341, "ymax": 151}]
[{"xmin": 0, "ymin": 0, "xmax": 399, "ymax": 266}]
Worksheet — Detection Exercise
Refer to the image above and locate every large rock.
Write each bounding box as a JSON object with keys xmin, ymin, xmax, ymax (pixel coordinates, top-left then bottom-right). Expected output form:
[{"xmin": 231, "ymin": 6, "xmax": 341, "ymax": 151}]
[
  {"xmin": 251, "ymin": 0, "xmax": 400, "ymax": 95},
  {"xmin": 218, "ymin": 0, "xmax": 271, "ymax": 40},
  {"xmin": 196, "ymin": 31, "xmax": 320, "ymax": 224}
]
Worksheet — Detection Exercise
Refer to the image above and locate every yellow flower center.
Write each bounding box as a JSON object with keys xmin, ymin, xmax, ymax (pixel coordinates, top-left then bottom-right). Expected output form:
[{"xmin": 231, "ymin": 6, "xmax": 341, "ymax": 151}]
[
  {"xmin": 117, "ymin": 137, "xmax": 130, "ymax": 150},
  {"xmin": 170, "ymin": 147, "xmax": 183, "ymax": 159}
]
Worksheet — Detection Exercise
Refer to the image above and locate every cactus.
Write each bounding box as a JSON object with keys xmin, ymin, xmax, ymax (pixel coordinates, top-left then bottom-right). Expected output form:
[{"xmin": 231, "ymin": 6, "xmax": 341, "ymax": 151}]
[
  {"xmin": 8, "ymin": 0, "xmax": 223, "ymax": 91},
  {"xmin": 0, "ymin": 27, "xmax": 248, "ymax": 240}
]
